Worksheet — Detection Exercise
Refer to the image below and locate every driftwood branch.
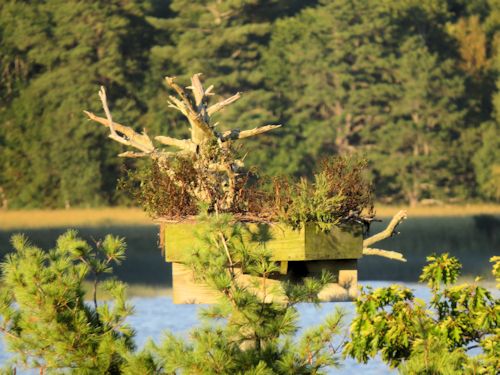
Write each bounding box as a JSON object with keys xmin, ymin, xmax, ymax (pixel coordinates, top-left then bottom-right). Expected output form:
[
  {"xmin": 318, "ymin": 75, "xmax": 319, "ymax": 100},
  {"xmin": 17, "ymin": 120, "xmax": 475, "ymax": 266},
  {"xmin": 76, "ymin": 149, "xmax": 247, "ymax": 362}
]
[
  {"xmin": 155, "ymin": 136, "xmax": 197, "ymax": 152},
  {"xmin": 165, "ymin": 76, "xmax": 213, "ymax": 140},
  {"xmin": 189, "ymin": 73, "xmax": 205, "ymax": 107},
  {"xmin": 167, "ymin": 96, "xmax": 189, "ymax": 116},
  {"xmin": 118, "ymin": 151, "xmax": 148, "ymax": 158},
  {"xmin": 362, "ymin": 248, "xmax": 406, "ymax": 262},
  {"xmin": 207, "ymin": 92, "xmax": 241, "ymax": 116},
  {"xmin": 362, "ymin": 210, "xmax": 407, "ymax": 262},
  {"xmin": 221, "ymin": 124, "xmax": 282, "ymax": 141},
  {"xmin": 98, "ymin": 86, "xmax": 117, "ymax": 138},
  {"xmin": 164, "ymin": 76, "xmax": 193, "ymax": 109},
  {"xmin": 83, "ymin": 111, "xmax": 154, "ymax": 153},
  {"xmin": 363, "ymin": 210, "xmax": 407, "ymax": 247},
  {"xmin": 87, "ymin": 74, "xmax": 281, "ymax": 211}
]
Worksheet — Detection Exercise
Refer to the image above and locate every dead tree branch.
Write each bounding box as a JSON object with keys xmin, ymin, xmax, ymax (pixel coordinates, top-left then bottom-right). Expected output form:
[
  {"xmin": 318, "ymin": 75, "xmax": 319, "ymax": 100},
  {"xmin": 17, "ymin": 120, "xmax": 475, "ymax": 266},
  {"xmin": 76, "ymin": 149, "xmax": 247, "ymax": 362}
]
[
  {"xmin": 155, "ymin": 136, "xmax": 197, "ymax": 152},
  {"xmin": 83, "ymin": 111, "xmax": 154, "ymax": 153},
  {"xmin": 362, "ymin": 248, "xmax": 406, "ymax": 262},
  {"xmin": 362, "ymin": 210, "xmax": 407, "ymax": 262},
  {"xmin": 221, "ymin": 124, "xmax": 282, "ymax": 141},
  {"xmin": 207, "ymin": 92, "xmax": 241, "ymax": 116},
  {"xmin": 165, "ymin": 76, "xmax": 213, "ymax": 141},
  {"xmin": 85, "ymin": 73, "xmax": 281, "ymax": 212},
  {"xmin": 98, "ymin": 86, "xmax": 117, "ymax": 138},
  {"xmin": 363, "ymin": 210, "xmax": 407, "ymax": 247}
]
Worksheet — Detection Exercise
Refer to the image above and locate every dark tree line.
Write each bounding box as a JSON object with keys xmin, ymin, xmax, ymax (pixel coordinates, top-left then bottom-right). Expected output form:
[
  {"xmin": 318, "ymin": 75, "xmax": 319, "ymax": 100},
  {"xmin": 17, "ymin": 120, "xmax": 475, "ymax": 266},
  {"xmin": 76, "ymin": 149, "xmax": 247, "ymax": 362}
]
[{"xmin": 1, "ymin": 0, "xmax": 499, "ymax": 208}]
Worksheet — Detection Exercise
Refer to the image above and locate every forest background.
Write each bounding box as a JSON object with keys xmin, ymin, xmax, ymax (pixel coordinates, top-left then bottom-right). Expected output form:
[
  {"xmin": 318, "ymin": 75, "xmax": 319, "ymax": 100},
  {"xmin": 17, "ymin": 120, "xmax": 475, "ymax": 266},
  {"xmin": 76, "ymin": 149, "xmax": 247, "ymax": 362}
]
[{"xmin": 1, "ymin": 0, "xmax": 500, "ymax": 209}]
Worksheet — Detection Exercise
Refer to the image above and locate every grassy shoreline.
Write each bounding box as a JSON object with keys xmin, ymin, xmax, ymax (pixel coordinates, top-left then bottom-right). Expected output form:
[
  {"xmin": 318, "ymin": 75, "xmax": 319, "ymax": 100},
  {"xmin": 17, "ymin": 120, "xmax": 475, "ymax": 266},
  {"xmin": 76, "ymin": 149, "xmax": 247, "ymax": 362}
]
[{"xmin": 1, "ymin": 204, "xmax": 500, "ymax": 229}]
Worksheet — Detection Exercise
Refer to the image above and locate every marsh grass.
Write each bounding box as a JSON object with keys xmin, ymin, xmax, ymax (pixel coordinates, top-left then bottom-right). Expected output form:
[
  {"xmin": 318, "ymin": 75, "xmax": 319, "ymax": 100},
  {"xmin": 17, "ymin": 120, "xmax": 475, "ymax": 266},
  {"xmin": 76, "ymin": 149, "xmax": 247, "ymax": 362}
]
[
  {"xmin": 0, "ymin": 207, "xmax": 150, "ymax": 230},
  {"xmin": 1, "ymin": 204, "xmax": 500, "ymax": 231},
  {"xmin": 375, "ymin": 203, "xmax": 500, "ymax": 217}
]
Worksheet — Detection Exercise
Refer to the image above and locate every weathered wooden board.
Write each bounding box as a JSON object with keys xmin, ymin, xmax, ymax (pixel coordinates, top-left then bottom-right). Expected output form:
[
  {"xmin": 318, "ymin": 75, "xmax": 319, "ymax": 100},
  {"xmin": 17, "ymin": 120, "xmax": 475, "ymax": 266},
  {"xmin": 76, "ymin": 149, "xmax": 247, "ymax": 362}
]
[
  {"xmin": 163, "ymin": 222, "xmax": 363, "ymax": 262},
  {"xmin": 172, "ymin": 260, "xmax": 358, "ymax": 304}
]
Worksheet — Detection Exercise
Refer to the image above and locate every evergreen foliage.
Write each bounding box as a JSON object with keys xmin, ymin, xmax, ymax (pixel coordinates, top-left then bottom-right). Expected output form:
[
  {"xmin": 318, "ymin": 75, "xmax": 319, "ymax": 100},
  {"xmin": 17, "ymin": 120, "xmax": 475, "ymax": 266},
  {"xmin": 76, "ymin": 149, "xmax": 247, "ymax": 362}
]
[
  {"xmin": 139, "ymin": 213, "xmax": 347, "ymax": 374},
  {"xmin": 0, "ymin": 219, "xmax": 348, "ymax": 374},
  {"xmin": 274, "ymin": 157, "xmax": 373, "ymax": 230},
  {"xmin": 0, "ymin": 230, "xmax": 133, "ymax": 373},
  {"xmin": 1, "ymin": 0, "xmax": 500, "ymax": 206},
  {"xmin": 0, "ymin": 227, "xmax": 498, "ymax": 373},
  {"xmin": 262, "ymin": 0, "xmax": 396, "ymax": 175},
  {"xmin": 373, "ymin": 35, "xmax": 466, "ymax": 204},
  {"xmin": 0, "ymin": 0, "xmax": 158, "ymax": 208}
]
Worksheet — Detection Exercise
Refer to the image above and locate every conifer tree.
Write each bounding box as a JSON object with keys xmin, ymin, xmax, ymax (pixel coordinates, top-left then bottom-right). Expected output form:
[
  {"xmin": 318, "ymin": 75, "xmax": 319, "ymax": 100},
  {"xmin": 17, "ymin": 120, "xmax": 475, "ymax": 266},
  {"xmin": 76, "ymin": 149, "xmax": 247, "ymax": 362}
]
[
  {"xmin": 0, "ymin": 217, "xmax": 349, "ymax": 374},
  {"xmin": 132, "ymin": 214, "xmax": 347, "ymax": 374},
  {"xmin": 145, "ymin": 0, "xmax": 310, "ymax": 176},
  {"xmin": 473, "ymin": 46, "xmax": 500, "ymax": 201},
  {"xmin": 262, "ymin": 0, "xmax": 397, "ymax": 175},
  {"xmin": 371, "ymin": 36, "xmax": 466, "ymax": 204},
  {"xmin": 0, "ymin": 230, "xmax": 133, "ymax": 373},
  {"xmin": 0, "ymin": 0, "xmax": 157, "ymax": 208}
]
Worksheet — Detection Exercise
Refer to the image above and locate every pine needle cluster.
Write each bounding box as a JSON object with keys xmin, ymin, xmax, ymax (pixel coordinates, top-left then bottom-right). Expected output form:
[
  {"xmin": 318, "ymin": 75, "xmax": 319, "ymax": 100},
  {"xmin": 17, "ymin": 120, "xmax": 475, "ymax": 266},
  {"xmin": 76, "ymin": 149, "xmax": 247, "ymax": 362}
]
[
  {"xmin": 273, "ymin": 156, "xmax": 373, "ymax": 230},
  {"xmin": 0, "ymin": 231, "xmax": 134, "ymax": 373},
  {"xmin": 1, "ymin": 229, "xmax": 498, "ymax": 373},
  {"xmin": 133, "ymin": 213, "xmax": 347, "ymax": 374}
]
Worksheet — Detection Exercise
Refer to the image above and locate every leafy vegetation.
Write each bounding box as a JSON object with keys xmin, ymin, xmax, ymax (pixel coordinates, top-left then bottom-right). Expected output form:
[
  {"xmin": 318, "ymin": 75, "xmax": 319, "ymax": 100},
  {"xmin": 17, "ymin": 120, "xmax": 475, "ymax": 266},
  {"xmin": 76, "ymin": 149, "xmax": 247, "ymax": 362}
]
[
  {"xmin": 345, "ymin": 254, "xmax": 500, "ymax": 374},
  {"xmin": 104, "ymin": 70, "xmax": 372, "ymax": 225},
  {"xmin": 0, "ymin": 228, "xmax": 498, "ymax": 373},
  {"xmin": 119, "ymin": 158, "xmax": 199, "ymax": 218},
  {"xmin": 133, "ymin": 214, "xmax": 347, "ymax": 374},
  {"xmin": 1, "ymin": 0, "xmax": 500, "ymax": 208},
  {"xmin": 273, "ymin": 157, "xmax": 373, "ymax": 230},
  {"xmin": 119, "ymin": 152, "xmax": 373, "ymax": 229},
  {"xmin": 0, "ymin": 222, "xmax": 347, "ymax": 373}
]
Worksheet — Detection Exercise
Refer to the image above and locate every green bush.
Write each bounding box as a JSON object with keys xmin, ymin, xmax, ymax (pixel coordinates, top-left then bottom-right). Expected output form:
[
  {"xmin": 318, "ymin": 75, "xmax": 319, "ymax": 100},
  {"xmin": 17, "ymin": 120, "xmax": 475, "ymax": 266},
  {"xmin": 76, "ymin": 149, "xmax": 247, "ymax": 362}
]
[{"xmin": 345, "ymin": 254, "xmax": 500, "ymax": 374}]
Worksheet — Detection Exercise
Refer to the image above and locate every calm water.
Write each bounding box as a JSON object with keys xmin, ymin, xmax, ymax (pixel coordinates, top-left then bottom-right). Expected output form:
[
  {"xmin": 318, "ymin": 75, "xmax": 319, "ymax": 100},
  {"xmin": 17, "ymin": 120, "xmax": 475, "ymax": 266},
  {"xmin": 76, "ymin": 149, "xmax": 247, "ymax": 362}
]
[
  {"xmin": 0, "ymin": 216, "xmax": 498, "ymax": 372},
  {"xmin": 1, "ymin": 281, "xmax": 425, "ymax": 373}
]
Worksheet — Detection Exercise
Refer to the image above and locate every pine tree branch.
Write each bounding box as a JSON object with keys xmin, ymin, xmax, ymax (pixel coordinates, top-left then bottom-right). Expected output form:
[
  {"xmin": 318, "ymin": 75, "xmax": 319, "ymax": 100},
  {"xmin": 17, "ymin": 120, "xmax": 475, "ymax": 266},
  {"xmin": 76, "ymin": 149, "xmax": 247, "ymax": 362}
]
[{"xmin": 363, "ymin": 210, "xmax": 407, "ymax": 247}]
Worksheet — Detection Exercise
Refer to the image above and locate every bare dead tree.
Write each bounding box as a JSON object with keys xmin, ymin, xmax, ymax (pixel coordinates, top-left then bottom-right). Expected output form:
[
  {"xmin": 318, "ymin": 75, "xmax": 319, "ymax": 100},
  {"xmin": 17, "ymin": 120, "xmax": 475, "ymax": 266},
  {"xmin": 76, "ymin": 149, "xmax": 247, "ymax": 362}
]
[
  {"xmin": 85, "ymin": 74, "xmax": 407, "ymax": 262},
  {"xmin": 84, "ymin": 74, "xmax": 280, "ymax": 212}
]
